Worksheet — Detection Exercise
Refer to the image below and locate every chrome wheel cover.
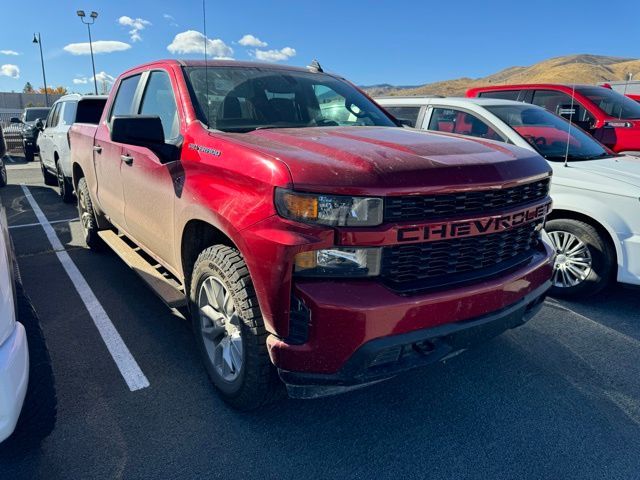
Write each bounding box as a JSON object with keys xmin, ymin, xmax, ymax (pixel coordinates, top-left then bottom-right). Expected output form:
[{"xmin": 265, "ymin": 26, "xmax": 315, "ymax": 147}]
[
  {"xmin": 78, "ymin": 188, "xmax": 91, "ymax": 236},
  {"xmin": 548, "ymin": 230, "xmax": 593, "ymax": 288},
  {"xmin": 198, "ymin": 276, "xmax": 244, "ymax": 382}
]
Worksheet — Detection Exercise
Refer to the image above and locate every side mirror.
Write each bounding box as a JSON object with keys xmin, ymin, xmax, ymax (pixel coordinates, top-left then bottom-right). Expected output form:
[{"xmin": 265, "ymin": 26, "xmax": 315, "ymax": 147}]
[
  {"xmin": 10, "ymin": 117, "xmax": 22, "ymax": 124},
  {"xmin": 111, "ymin": 116, "xmax": 178, "ymax": 163},
  {"xmin": 35, "ymin": 118, "xmax": 44, "ymax": 130}
]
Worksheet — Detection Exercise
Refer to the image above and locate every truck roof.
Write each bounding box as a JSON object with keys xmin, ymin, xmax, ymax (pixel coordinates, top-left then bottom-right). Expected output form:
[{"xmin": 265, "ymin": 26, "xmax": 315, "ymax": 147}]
[{"xmin": 120, "ymin": 59, "xmax": 321, "ymax": 76}]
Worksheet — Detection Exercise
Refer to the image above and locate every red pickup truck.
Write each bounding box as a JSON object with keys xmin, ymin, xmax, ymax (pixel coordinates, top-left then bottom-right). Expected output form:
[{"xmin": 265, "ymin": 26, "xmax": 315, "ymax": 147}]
[
  {"xmin": 70, "ymin": 60, "xmax": 553, "ymax": 409},
  {"xmin": 467, "ymin": 84, "xmax": 640, "ymax": 154}
]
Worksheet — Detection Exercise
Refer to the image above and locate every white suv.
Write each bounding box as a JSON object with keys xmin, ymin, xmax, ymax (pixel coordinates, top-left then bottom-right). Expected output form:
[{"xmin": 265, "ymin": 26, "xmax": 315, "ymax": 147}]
[
  {"xmin": 376, "ymin": 96, "xmax": 640, "ymax": 297},
  {"xmin": 37, "ymin": 94, "xmax": 107, "ymax": 202}
]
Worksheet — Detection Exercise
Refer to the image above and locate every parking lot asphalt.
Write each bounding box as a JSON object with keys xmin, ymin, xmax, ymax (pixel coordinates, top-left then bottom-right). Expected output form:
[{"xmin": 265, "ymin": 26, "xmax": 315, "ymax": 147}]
[{"xmin": 0, "ymin": 157, "xmax": 639, "ymax": 479}]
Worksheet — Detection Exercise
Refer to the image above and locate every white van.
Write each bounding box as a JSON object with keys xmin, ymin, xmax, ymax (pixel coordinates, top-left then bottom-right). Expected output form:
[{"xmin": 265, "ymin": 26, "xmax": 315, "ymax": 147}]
[{"xmin": 37, "ymin": 94, "xmax": 107, "ymax": 202}]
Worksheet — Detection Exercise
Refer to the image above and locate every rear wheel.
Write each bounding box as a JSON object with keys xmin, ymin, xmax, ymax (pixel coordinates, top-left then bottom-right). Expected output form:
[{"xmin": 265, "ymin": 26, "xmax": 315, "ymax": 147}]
[
  {"xmin": 546, "ymin": 218, "xmax": 615, "ymax": 298},
  {"xmin": 190, "ymin": 245, "xmax": 282, "ymax": 410},
  {"xmin": 76, "ymin": 177, "xmax": 102, "ymax": 250},
  {"xmin": 56, "ymin": 161, "xmax": 74, "ymax": 203},
  {"xmin": 40, "ymin": 159, "xmax": 56, "ymax": 186}
]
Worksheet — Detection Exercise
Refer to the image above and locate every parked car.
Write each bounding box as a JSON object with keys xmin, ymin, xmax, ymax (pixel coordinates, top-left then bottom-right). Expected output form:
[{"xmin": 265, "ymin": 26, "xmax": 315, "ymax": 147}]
[
  {"xmin": 600, "ymin": 81, "xmax": 640, "ymax": 104},
  {"xmin": 466, "ymin": 84, "xmax": 640, "ymax": 155},
  {"xmin": 70, "ymin": 59, "xmax": 554, "ymax": 409},
  {"xmin": 37, "ymin": 94, "xmax": 107, "ymax": 202},
  {"xmin": 10, "ymin": 107, "xmax": 50, "ymax": 162},
  {"xmin": 0, "ymin": 207, "xmax": 28, "ymax": 443},
  {"xmin": 376, "ymin": 95, "xmax": 640, "ymax": 297},
  {"xmin": 0, "ymin": 124, "xmax": 6, "ymax": 187}
]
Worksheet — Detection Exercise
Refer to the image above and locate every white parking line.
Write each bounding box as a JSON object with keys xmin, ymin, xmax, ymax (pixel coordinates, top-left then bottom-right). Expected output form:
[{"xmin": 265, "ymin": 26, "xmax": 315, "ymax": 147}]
[
  {"xmin": 20, "ymin": 185, "xmax": 150, "ymax": 392},
  {"xmin": 9, "ymin": 217, "xmax": 79, "ymax": 230}
]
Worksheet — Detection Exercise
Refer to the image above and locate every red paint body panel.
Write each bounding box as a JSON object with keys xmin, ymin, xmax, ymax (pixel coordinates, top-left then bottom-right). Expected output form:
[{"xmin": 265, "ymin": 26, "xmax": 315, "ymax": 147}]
[
  {"xmin": 467, "ymin": 83, "xmax": 640, "ymax": 153},
  {"xmin": 71, "ymin": 60, "xmax": 554, "ymax": 378}
]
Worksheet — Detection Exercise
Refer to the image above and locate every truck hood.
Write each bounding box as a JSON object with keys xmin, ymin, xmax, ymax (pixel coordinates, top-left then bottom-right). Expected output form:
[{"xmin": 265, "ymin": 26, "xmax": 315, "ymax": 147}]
[
  {"xmin": 565, "ymin": 155, "xmax": 640, "ymax": 189},
  {"xmin": 229, "ymin": 126, "xmax": 550, "ymax": 195}
]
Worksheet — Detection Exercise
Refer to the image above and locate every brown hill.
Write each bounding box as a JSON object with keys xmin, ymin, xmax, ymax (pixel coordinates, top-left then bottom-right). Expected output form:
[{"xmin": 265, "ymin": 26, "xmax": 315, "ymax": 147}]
[{"xmin": 366, "ymin": 54, "xmax": 640, "ymax": 97}]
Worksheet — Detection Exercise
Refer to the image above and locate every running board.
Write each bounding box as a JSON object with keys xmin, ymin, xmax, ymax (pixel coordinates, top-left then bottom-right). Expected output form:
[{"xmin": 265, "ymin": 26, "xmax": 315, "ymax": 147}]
[{"xmin": 98, "ymin": 230, "xmax": 187, "ymax": 308}]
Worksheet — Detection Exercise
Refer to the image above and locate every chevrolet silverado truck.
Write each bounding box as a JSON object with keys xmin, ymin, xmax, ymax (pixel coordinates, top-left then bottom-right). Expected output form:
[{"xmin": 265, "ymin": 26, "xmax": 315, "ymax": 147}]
[{"xmin": 70, "ymin": 60, "xmax": 554, "ymax": 409}]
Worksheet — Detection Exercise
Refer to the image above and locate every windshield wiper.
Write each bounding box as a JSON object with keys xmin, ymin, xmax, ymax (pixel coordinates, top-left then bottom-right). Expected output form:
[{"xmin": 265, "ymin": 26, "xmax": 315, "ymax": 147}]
[{"xmin": 252, "ymin": 123, "xmax": 309, "ymax": 131}]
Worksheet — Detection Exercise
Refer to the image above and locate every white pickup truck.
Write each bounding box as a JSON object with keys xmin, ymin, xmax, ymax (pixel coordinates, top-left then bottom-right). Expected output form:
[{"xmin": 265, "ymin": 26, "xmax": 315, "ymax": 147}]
[{"xmin": 0, "ymin": 206, "xmax": 28, "ymax": 443}]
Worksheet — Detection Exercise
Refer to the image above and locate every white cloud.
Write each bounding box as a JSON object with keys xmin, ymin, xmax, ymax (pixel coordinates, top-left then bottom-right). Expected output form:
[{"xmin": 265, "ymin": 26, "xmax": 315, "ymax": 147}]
[
  {"xmin": 0, "ymin": 64, "xmax": 20, "ymax": 78},
  {"xmin": 64, "ymin": 40, "xmax": 131, "ymax": 55},
  {"xmin": 238, "ymin": 34, "xmax": 267, "ymax": 48},
  {"xmin": 163, "ymin": 13, "xmax": 179, "ymax": 27},
  {"xmin": 118, "ymin": 16, "xmax": 151, "ymax": 42},
  {"xmin": 0, "ymin": 50, "xmax": 19, "ymax": 56},
  {"xmin": 167, "ymin": 30, "xmax": 233, "ymax": 59},
  {"xmin": 254, "ymin": 47, "xmax": 296, "ymax": 62},
  {"xmin": 73, "ymin": 71, "xmax": 115, "ymax": 86}
]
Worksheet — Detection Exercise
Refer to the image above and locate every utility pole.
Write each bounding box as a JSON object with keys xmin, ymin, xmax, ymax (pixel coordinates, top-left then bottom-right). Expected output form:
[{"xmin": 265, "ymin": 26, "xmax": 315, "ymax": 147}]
[
  {"xmin": 32, "ymin": 33, "xmax": 49, "ymax": 107},
  {"xmin": 77, "ymin": 10, "xmax": 99, "ymax": 95}
]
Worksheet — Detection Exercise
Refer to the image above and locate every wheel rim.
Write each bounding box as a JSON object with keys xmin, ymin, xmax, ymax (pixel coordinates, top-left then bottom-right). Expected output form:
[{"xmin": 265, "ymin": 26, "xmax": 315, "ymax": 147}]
[
  {"xmin": 198, "ymin": 276, "xmax": 243, "ymax": 382},
  {"xmin": 57, "ymin": 164, "xmax": 64, "ymax": 195},
  {"xmin": 78, "ymin": 188, "xmax": 91, "ymax": 236},
  {"xmin": 548, "ymin": 230, "xmax": 593, "ymax": 288}
]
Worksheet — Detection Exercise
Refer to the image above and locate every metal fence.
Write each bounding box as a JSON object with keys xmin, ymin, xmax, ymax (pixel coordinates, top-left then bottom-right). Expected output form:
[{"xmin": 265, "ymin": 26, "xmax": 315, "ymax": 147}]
[{"xmin": 0, "ymin": 110, "xmax": 24, "ymax": 153}]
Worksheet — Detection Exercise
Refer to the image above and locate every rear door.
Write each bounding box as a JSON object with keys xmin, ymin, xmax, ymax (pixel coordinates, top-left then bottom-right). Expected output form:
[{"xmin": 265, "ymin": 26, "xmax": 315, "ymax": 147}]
[
  {"xmin": 38, "ymin": 103, "xmax": 60, "ymax": 170},
  {"xmin": 56, "ymin": 101, "xmax": 77, "ymax": 175},
  {"xmin": 95, "ymin": 74, "xmax": 143, "ymax": 228},
  {"xmin": 121, "ymin": 69, "xmax": 182, "ymax": 265}
]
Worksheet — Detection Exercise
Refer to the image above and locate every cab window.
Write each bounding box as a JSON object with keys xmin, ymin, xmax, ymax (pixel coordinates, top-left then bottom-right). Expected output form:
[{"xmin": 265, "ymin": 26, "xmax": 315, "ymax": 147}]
[
  {"xmin": 428, "ymin": 108, "xmax": 503, "ymax": 141},
  {"xmin": 46, "ymin": 103, "xmax": 61, "ymax": 128},
  {"xmin": 478, "ymin": 90, "xmax": 521, "ymax": 101},
  {"xmin": 139, "ymin": 71, "xmax": 180, "ymax": 141},
  {"xmin": 383, "ymin": 106, "xmax": 421, "ymax": 127},
  {"xmin": 110, "ymin": 74, "xmax": 142, "ymax": 121},
  {"xmin": 60, "ymin": 102, "xmax": 78, "ymax": 126},
  {"xmin": 532, "ymin": 90, "xmax": 594, "ymax": 129}
]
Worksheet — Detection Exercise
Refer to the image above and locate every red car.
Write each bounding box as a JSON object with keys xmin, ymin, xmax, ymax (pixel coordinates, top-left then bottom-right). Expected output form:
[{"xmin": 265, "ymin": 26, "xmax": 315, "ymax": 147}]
[
  {"xmin": 70, "ymin": 60, "xmax": 553, "ymax": 409},
  {"xmin": 600, "ymin": 81, "xmax": 640, "ymax": 104},
  {"xmin": 467, "ymin": 84, "xmax": 640, "ymax": 154}
]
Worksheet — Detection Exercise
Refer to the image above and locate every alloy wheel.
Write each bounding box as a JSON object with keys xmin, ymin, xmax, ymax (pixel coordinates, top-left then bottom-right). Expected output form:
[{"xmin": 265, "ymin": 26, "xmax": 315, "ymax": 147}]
[
  {"xmin": 198, "ymin": 276, "xmax": 244, "ymax": 382},
  {"xmin": 548, "ymin": 230, "xmax": 593, "ymax": 288}
]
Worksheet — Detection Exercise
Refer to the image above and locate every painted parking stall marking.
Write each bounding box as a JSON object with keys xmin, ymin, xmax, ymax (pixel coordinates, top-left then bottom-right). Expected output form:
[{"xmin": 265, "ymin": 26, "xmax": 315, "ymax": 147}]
[
  {"xmin": 9, "ymin": 217, "xmax": 79, "ymax": 230},
  {"xmin": 20, "ymin": 185, "xmax": 150, "ymax": 392}
]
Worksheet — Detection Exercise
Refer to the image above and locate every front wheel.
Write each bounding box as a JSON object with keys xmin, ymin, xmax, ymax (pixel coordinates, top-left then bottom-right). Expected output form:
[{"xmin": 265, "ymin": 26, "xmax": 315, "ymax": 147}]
[
  {"xmin": 190, "ymin": 245, "xmax": 282, "ymax": 410},
  {"xmin": 546, "ymin": 218, "xmax": 615, "ymax": 298},
  {"xmin": 24, "ymin": 146, "xmax": 34, "ymax": 162},
  {"xmin": 0, "ymin": 157, "xmax": 6, "ymax": 187},
  {"xmin": 40, "ymin": 160, "xmax": 56, "ymax": 186}
]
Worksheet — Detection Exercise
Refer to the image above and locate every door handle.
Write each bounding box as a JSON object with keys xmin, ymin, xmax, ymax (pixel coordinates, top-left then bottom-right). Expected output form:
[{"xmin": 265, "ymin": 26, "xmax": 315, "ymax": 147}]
[
  {"xmin": 93, "ymin": 145, "xmax": 102, "ymax": 154},
  {"xmin": 121, "ymin": 154, "xmax": 133, "ymax": 165}
]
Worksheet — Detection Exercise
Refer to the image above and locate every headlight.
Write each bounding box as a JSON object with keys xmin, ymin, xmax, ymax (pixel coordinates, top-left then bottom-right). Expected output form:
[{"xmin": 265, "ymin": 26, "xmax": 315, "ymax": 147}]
[
  {"xmin": 294, "ymin": 247, "xmax": 381, "ymax": 277},
  {"xmin": 275, "ymin": 188, "xmax": 383, "ymax": 227}
]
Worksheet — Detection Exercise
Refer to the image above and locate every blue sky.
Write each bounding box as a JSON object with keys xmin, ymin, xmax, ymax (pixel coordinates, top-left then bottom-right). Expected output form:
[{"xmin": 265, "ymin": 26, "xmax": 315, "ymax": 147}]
[{"xmin": 0, "ymin": 0, "xmax": 638, "ymax": 93}]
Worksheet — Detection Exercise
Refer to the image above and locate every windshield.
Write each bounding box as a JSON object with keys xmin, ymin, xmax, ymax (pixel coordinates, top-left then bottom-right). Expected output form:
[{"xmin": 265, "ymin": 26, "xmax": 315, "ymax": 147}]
[
  {"xmin": 184, "ymin": 66, "xmax": 396, "ymax": 132},
  {"xmin": 486, "ymin": 104, "xmax": 615, "ymax": 161},
  {"xmin": 577, "ymin": 86, "xmax": 640, "ymax": 119},
  {"xmin": 23, "ymin": 108, "xmax": 50, "ymax": 122}
]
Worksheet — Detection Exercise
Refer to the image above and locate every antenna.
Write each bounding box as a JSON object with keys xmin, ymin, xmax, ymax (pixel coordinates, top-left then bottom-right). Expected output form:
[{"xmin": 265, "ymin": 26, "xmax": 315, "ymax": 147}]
[
  {"xmin": 202, "ymin": 0, "xmax": 211, "ymax": 127},
  {"xmin": 563, "ymin": 83, "xmax": 576, "ymax": 168},
  {"xmin": 620, "ymin": 72, "xmax": 633, "ymax": 119}
]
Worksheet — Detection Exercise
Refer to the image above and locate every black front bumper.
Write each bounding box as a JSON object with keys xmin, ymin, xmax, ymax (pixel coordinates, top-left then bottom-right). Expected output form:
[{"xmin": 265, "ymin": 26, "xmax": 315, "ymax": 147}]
[{"xmin": 280, "ymin": 281, "xmax": 550, "ymax": 399}]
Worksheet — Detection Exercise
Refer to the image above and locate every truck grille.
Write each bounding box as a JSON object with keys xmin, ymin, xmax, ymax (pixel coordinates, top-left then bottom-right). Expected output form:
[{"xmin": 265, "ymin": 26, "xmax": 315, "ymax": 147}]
[
  {"xmin": 381, "ymin": 221, "xmax": 542, "ymax": 293},
  {"xmin": 384, "ymin": 178, "xmax": 550, "ymax": 223}
]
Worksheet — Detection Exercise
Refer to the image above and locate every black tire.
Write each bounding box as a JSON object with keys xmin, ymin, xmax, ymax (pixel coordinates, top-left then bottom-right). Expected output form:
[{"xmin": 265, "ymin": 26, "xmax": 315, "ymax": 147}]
[
  {"xmin": 56, "ymin": 161, "xmax": 74, "ymax": 203},
  {"xmin": 40, "ymin": 159, "xmax": 56, "ymax": 186},
  {"xmin": 190, "ymin": 245, "xmax": 282, "ymax": 410},
  {"xmin": 546, "ymin": 218, "xmax": 615, "ymax": 298},
  {"xmin": 24, "ymin": 147, "xmax": 34, "ymax": 163},
  {"xmin": 76, "ymin": 177, "xmax": 103, "ymax": 250},
  {"xmin": 0, "ymin": 157, "xmax": 6, "ymax": 187}
]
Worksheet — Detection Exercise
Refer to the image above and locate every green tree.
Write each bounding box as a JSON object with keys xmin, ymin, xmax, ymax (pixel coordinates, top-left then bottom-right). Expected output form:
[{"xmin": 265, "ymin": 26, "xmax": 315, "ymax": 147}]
[{"xmin": 23, "ymin": 82, "xmax": 34, "ymax": 93}]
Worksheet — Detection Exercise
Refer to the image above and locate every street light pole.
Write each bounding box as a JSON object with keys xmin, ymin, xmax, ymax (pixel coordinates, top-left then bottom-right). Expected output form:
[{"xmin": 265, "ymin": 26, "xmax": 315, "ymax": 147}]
[
  {"xmin": 77, "ymin": 10, "xmax": 99, "ymax": 95},
  {"xmin": 32, "ymin": 33, "xmax": 49, "ymax": 107}
]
